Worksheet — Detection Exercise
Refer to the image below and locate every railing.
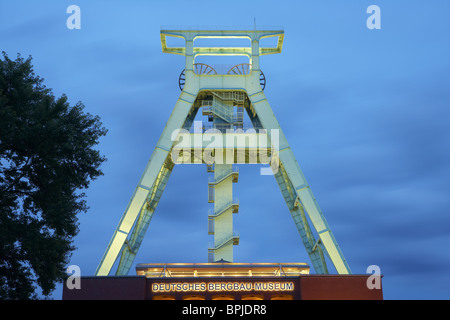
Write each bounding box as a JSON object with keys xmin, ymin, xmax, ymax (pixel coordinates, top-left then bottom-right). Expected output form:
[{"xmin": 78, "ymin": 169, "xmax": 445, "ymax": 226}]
[
  {"xmin": 208, "ymin": 185, "xmax": 214, "ymax": 203},
  {"xmin": 183, "ymin": 122, "xmax": 264, "ymax": 133},
  {"xmin": 160, "ymin": 25, "xmax": 285, "ymax": 31},
  {"xmin": 208, "ymin": 231, "xmax": 240, "ymax": 250},
  {"xmin": 211, "ymin": 91, "xmax": 246, "ymax": 102},
  {"xmin": 208, "ymin": 218, "xmax": 215, "ymax": 235},
  {"xmin": 200, "ymin": 122, "xmax": 264, "ymax": 133},
  {"xmin": 208, "ymin": 250, "xmax": 215, "ymax": 263},
  {"xmin": 202, "ymin": 98, "xmax": 241, "ymax": 122},
  {"xmin": 208, "ymin": 167, "xmax": 238, "ymax": 184},
  {"xmin": 208, "ymin": 199, "xmax": 239, "ymax": 217}
]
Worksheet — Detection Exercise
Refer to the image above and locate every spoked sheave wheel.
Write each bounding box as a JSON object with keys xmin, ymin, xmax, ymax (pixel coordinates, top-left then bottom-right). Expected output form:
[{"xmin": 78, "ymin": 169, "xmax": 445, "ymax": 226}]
[
  {"xmin": 178, "ymin": 69, "xmax": 186, "ymax": 91},
  {"xmin": 227, "ymin": 63, "xmax": 266, "ymax": 90},
  {"xmin": 194, "ymin": 63, "xmax": 217, "ymax": 75},
  {"xmin": 227, "ymin": 63, "xmax": 251, "ymax": 75},
  {"xmin": 179, "ymin": 63, "xmax": 217, "ymax": 90}
]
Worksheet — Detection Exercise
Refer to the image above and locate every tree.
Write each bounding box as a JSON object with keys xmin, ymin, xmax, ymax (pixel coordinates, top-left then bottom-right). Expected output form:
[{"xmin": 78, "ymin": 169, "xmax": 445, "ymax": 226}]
[{"xmin": 0, "ymin": 52, "xmax": 107, "ymax": 299}]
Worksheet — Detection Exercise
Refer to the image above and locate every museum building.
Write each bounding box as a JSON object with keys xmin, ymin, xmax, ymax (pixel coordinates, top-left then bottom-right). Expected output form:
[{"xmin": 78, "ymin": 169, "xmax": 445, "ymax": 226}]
[{"xmin": 62, "ymin": 262, "xmax": 383, "ymax": 300}]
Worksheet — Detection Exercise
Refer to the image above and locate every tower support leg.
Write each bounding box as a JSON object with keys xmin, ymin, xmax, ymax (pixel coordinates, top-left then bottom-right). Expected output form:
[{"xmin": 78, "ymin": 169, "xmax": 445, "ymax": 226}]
[
  {"xmin": 95, "ymin": 90, "xmax": 198, "ymax": 276},
  {"xmin": 274, "ymin": 164, "xmax": 328, "ymax": 274},
  {"xmin": 247, "ymin": 83, "xmax": 351, "ymax": 274}
]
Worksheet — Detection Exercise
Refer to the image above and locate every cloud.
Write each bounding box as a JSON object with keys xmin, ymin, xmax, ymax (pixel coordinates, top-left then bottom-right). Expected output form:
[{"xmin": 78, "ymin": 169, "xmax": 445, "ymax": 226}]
[{"xmin": 2, "ymin": 0, "xmax": 450, "ymax": 300}]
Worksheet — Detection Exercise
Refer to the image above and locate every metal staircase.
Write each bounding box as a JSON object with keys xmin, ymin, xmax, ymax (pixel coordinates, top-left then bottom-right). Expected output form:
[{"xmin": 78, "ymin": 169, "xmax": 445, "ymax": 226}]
[
  {"xmin": 208, "ymin": 232, "xmax": 240, "ymax": 262},
  {"xmin": 208, "ymin": 199, "xmax": 239, "ymax": 235},
  {"xmin": 208, "ymin": 167, "xmax": 239, "ymax": 185}
]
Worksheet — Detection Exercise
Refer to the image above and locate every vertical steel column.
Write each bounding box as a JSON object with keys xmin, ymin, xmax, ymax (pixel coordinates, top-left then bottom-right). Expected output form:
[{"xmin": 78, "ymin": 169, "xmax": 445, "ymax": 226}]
[{"xmin": 212, "ymin": 164, "xmax": 235, "ymax": 262}]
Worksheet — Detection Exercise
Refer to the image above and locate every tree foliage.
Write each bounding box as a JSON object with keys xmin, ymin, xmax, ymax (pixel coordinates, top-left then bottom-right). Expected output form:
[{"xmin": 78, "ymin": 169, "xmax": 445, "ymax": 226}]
[{"xmin": 0, "ymin": 52, "xmax": 107, "ymax": 299}]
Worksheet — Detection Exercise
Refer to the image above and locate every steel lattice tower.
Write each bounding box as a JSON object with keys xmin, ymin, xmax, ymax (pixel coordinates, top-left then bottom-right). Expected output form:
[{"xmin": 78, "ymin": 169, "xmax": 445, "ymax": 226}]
[{"xmin": 95, "ymin": 27, "xmax": 352, "ymax": 276}]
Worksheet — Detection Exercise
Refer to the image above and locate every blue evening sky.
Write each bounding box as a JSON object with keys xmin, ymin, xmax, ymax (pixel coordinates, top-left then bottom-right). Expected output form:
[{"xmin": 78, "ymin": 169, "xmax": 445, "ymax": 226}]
[{"xmin": 1, "ymin": 0, "xmax": 449, "ymax": 299}]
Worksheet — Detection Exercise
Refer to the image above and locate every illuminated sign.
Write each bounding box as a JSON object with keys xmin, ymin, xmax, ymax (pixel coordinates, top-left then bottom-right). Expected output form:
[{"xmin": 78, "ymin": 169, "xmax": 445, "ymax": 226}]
[{"xmin": 151, "ymin": 282, "xmax": 294, "ymax": 293}]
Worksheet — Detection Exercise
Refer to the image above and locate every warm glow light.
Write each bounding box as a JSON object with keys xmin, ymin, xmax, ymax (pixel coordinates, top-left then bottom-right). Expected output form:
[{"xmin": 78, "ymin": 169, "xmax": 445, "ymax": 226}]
[
  {"xmin": 136, "ymin": 262, "xmax": 310, "ymax": 278},
  {"xmin": 151, "ymin": 281, "xmax": 294, "ymax": 293}
]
